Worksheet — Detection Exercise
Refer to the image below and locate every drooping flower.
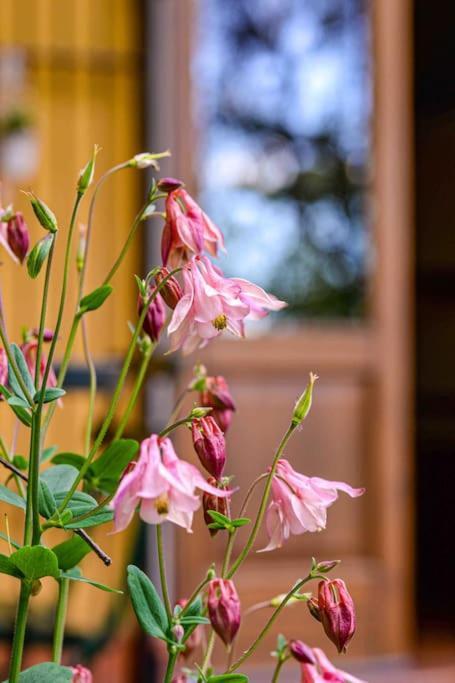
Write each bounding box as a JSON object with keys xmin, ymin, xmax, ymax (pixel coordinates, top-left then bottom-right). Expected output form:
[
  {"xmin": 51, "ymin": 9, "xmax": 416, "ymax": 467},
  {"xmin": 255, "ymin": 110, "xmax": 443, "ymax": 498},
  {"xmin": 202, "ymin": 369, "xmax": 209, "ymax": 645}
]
[
  {"xmin": 112, "ymin": 435, "xmax": 231, "ymax": 533},
  {"xmin": 161, "ymin": 187, "xmax": 225, "ymax": 267},
  {"xmin": 71, "ymin": 665, "xmax": 93, "ymax": 683},
  {"xmin": 199, "ymin": 374, "xmax": 236, "ymax": 432},
  {"xmin": 260, "ymin": 459, "xmax": 365, "ymax": 552},
  {"xmin": 6, "ymin": 213, "xmax": 29, "ymax": 263},
  {"xmin": 138, "ymin": 288, "xmax": 166, "ymax": 342},
  {"xmin": 317, "ymin": 579, "xmax": 356, "ymax": 653},
  {"xmin": 207, "ymin": 578, "xmax": 241, "ymax": 646},
  {"xmin": 168, "ymin": 256, "xmax": 286, "ymax": 354},
  {"xmin": 290, "ymin": 640, "xmax": 317, "ymax": 665},
  {"xmin": 155, "ymin": 266, "xmax": 183, "ymax": 309},
  {"xmin": 300, "ymin": 647, "xmax": 366, "ymax": 683},
  {"xmin": 191, "ymin": 416, "xmax": 226, "ymax": 479}
]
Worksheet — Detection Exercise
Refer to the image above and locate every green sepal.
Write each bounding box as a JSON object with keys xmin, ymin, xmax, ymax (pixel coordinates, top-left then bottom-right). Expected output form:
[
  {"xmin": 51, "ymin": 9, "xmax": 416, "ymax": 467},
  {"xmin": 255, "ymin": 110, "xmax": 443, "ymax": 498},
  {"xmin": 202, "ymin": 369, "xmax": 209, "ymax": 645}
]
[
  {"xmin": 79, "ymin": 285, "xmax": 113, "ymax": 314},
  {"xmin": 27, "ymin": 234, "xmax": 54, "ymax": 278}
]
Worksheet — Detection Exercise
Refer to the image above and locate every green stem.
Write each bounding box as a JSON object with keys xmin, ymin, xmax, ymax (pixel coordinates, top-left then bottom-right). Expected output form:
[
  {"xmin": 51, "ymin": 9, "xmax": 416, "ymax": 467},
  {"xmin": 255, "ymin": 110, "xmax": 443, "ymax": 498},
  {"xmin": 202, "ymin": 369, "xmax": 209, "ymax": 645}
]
[
  {"xmin": 221, "ymin": 531, "xmax": 235, "ymax": 578},
  {"xmin": 33, "ymin": 236, "xmax": 56, "ymax": 389},
  {"xmin": 227, "ymin": 424, "xmax": 296, "ymax": 578},
  {"xmin": 156, "ymin": 524, "xmax": 172, "ymax": 621},
  {"xmin": 81, "ymin": 317, "xmax": 97, "ymax": 455},
  {"xmin": 52, "ymin": 578, "xmax": 69, "ymax": 663},
  {"xmin": 8, "ymin": 581, "xmax": 31, "ymax": 683},
  {"xmin": 0, "ymin": 436, "xmax": 25, "ymax": 497},
  {"xmin": 271, "ymin": 655, "xmax": 290, "ymax": 683},
  {"xmin": 158, "ymin": 416, "xmax": 192, "ymax": 439},
  {"xmin": 179, "ymin": 575, "xmax": 212, "ymax": 619},
  {"xmin": 227, "ymin": 575, "xmax": 312, "ymax": 673},
  {"xmin": 24, "ymin": 413, "xmax": 41, "ymax": 545},
  {"xmin": 201, "ymin": 632, "xmax": 216, "ymax": 676},
  {"xmin": 113, "ymin": 342, "xmax": 154, "ymax": 440},
  {"xmin": 57, "ymin": 269, "xmax": 181, "ymax": 513},
  {"xmin": 163, "ymin": 650, "xmax": 178, "ymax": 683},
  {"xmin": 102, "ymin": 206, "xmax": 145, "ymax": 286}
]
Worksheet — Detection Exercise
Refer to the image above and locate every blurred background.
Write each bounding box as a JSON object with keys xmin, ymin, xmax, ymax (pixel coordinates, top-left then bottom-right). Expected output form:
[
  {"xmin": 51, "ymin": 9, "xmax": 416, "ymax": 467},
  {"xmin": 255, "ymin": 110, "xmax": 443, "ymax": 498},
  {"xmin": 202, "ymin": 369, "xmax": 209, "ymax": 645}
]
[{"xmin": 0, "ymin": 1, "xmax": 454, "ymax": 681}]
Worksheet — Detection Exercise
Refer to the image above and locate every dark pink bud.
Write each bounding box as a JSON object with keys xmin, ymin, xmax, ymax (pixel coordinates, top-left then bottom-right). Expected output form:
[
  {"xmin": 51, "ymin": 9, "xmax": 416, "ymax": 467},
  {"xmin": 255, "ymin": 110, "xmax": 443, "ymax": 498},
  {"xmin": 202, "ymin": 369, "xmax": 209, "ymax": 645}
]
[
  {"xmin": 191, "ymin": 416, "xmax": 226, "ymax": 479},
  {"xmin": 6, "ymin": 213, "xmax": 29, "ymax": 263},
  {"xmin": 71, "ymin": 665, "xmax": 92, "ymax": 683},
  {"xmin": 154, "ymin": 266, "xmax": 183, "ymax": 310},
  {"xmin": 31, "ymin": 327, "xmax": 55, "ymax": 342},
  {"xmin": 157, "ymin": 177, "xmax": 184, "ymax": 193},
  {"xmin": 202, "ymin": 477, "xmax": 230, "ymax": 537},
  {"xmin": 318, "ymin": 579, "xmax": 356, "ymax": 653},
  {"xmin": 138, "ymin": 289, "xmax": 166, "ymax": 342},
  {"xmin": 207, "ymin": 578, "xmax": 241, "ymax": 646},
  {"xmin": 289, "ymin": 640, "xmax": 316, "ymax": 665},
  {"xmin": 200, "ymin": 375, "xmax": 235, "ymax": 433}
]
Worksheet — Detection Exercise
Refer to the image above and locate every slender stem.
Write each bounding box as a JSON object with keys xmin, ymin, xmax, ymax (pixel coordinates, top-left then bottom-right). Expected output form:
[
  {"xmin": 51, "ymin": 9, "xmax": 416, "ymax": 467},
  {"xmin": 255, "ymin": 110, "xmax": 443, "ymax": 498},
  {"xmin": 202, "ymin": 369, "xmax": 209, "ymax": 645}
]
[
  {"xmin": 24, "ymin": 413, "xmax": 41, "ymax": 545},
  {"xmin": 201, "ymin": 632, "xmax": 216, "ymax": 676},
  {"xmin": 227, "ymin": 424, "xmax": 296, "ymax": 578},
  {"xmin": 34, "ymin": 236, "xmax": 56, "ymax": 389},
  {"xmin": 227, "ymin": 574, "xmax": 312, "ymax": 673},
  {"xmin": 237, "ymin": 473, "xmax": 268, "ymax": 518},
  {"xmin": 156, "ymin": 525, "xmax": 172, "ymax": 620},
  {"xmin": 57, "ymin": 269, "xmax": 181, "ymax": 512},
  {"xmin": 0, "ymin": 455, "xmax": 27, "ymax": 482},
  {"xmin": 163, "ymin": 651, "xmax": 178, "ymax": 683},
  {"xmin": 52, "ymin": 578, "xmax": 69, "ymax": 663},
  {"xmin": 113, "ymin": 342, "xmax": 154, "ymax": 440},
  {"xmin": 8, "ymin": 581, "xmax": 31, "ymax": 683},
  {"xmin": 102, "ymin": 207, "xmax": 145, "ymax": 285},
  {"xmin": 221, "ymin": 531, "xmax": 235, "ymax": 577},
  {"xmin": 81, "ymin": 317, "xmax": 97, "ymax": 455},
  {"xmin": 166, "ymin": 388, "xmax": 190, "ymax": 428},
  {"xmin": 0, "ymin": 437, "xmax": 26, "ymax": 496},
  {"xmin": 159, "ymin": 416, "xmax": 192, "ymax": 439},
  {"xmin": 179, "ymin": 575, "xmax": 211, "ymax": 619},
  {"xmin": 73, "ymin": 529, "xmax": 112, "ymax": 566},
  {"xmin": 271, "ymin": 656, "xmax": 290, "ymax": 683}
]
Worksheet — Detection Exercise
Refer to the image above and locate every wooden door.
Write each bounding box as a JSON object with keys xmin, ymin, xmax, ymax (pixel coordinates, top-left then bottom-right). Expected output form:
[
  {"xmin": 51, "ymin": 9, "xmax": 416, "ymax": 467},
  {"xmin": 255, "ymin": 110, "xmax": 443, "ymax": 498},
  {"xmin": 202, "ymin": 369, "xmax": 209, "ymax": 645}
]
[
  {"xmin": 146, "ymin": 0, "xmax": 415, "ymax": 671},
  {"xmin": 0, "ymin": 1, "xmax": 144, "ymax": 678}
]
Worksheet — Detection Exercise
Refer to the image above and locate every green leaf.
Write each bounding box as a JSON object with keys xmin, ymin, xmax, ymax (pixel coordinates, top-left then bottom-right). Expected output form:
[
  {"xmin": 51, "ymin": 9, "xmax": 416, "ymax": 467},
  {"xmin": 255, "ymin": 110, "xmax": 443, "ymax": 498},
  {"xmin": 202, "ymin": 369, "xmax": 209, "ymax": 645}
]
[
  {"xmin": 79, "ymin": 285, "xmax": 113, "ymax": 313},
  {"xmin": 206, "ymin": 510, "xmax": 231, "ymax": 526},
  {"xmin": 40, "ymin": 445, "xmax": 58, "ymax": 463},
  {"xmin": 52, "ymin": 536, "xmax": 91, "ymax": 571},
  {"xmin": 51, "ymin": 452, "xmax": 85, "ymax": 470},
  {"xmin": 64, "ymin": 508, "xmax": 113, "ymax": 529},
  {"xmin": 7, "ymin": 344, "xmax": 34, "ymax": 403},
  {"xmin": 51, "ymin": 491, "xmax": 113, "ymax": 529},
  {"xmin": 3, "ymin": 662, "xmax": 72, "ymax": 682},
  {"xmin": 184, "ymin": 595, "xmax": 204, "ymax": 619},
  {"xmin": 38, "ymin": 480, "xmax": 57, "ymax": 518},
  {"xmin": 207, "ymin": 676, "xmax": 249, "ymax": 683},
  {"xmin": 26, "ymin": 233, "xmax": 54, "ymax": 278},
  {"xmin": 180, "ymin": 615, "xmax": 210, "ymax": 626},
  {"xmin": 127, "ymin": 565, "xmax": 169, "ymax": 640},
  {"xmin": 231, "ymin": 517, "xmax": 251, "ymax": 528},
  {"xmin": 90, "ymin": 439, "xmax": 139, "ymax": 493},
  {"xmin": 0, "ymin": 384, "xmax": 11, "ymax": 400},
  {"xmin": 6, "ymin": 398, "xmax": 32, "ymax": 427},
  {"xmin": 41, "ymin": 465, "xmax": 79, "ymax": 495},
  {"xmin": 9, "ymin": 546, "xmax": 60, "ymax": 580},
  {"xmin": 62, "ymin": 569, "xmax": 122, "ymax": 594},
  {"xmin": 0, "ymin": 553, "xmax": 23, "ymax": 578},
  {"xmin": 33, "ymin": 387, "xmax": 66, "ymax": 404},
  {"xmin": 12, "ymin": 455, "xmax": 27, "ymax": 470},
  {"xmin": 0, "ymin": 484, "xmax": 26, "ymax": 510}
]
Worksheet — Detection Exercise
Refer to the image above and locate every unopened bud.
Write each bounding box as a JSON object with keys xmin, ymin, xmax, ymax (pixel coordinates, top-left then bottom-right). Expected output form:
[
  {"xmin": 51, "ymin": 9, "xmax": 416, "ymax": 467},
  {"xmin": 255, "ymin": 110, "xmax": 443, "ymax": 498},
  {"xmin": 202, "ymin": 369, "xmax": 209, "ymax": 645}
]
[
  {"xmin": 307, "ymin": 597, "xmax": 322, "ymax": 622},
  {"xmin": 289, "ymin": 640, "xmax": 316, "ymax": 665},
  {"xmin": 317, "ymin": 579, "xmax": 356, "ymax": 653},
  {"xmin": 292, "ymin": 372, "xmax": 318, "ymax": 427},
  {"xmin": 76, "ymin": 224, "xmax": 87, "ymax": 272},
  {"xmin": 207, "ymin": 578, "xmax": 241, "ymax": 646},
  {"xmin": 71, "ymin": 665, "xmax": 93, "ymax": 682},
  {"xmin": 189, "ymin": 406, "xmax": 212, "ymax": 419},
  {"xmin": 6, "ymin": 212, "xmax": 29, "ymax": 263},
  {"xmin": 25, "ymin": 192, "xmax": 58, "ymax": 233},
  {"xmin": 199, "ymin": 375, "xmax": 236, "ymax": 433},
  {"xmin": 314, "ymin": 559, "xmax": 340, "ymax": 574},
  {"xmin": 172, "ymin": 623, "xmax": 184, "ymax": 642},
  {"xmin": 192, "ymin": 416, "xmax": 226, "ymax": 479},
  {"xmin": 77, "ymin": 144, "xmax": 100, "ymax": 194},
  {"xmin": 31, "ymin": 328, "xmax": 54, "ymax": 342},
  {"xmin": 203, "ymin": 478, "xmax": 229, "ymax": 536},
  {"xmin": 130, "ymin": 150, "xmax": 170, "ymax": 170},
  {"xmin": 154, "ymin": 267, "xmax": 183, "ymax": 309},
  {"xmin": 157, "ymin": 177, "xmax": 184, "ymax": 193},
  {"xmin": 138, "ymin": 289, "xmax": 166, "ymax": 342}
]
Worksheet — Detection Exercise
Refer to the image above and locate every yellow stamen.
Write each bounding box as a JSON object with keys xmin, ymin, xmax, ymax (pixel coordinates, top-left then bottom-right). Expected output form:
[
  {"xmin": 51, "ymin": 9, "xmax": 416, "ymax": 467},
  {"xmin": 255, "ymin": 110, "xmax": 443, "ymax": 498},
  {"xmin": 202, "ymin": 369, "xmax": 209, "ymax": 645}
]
[
  {"xmin": 154, "ymin": 494, "xmax": 169, "ymax": 515},
  {"xmin": 212, "ymin": 314, "xmax": 227, "ymax": 331}
]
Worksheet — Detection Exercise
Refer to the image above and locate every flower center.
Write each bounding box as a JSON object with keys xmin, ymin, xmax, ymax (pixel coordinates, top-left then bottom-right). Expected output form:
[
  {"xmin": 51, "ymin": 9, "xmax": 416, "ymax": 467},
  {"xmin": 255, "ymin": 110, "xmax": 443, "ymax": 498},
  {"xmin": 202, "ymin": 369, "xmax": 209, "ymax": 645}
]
[
  {"xmin": 212, "ymin": 314, "xmax": 227, "ymax": 331},
  {"xmin": 154, "ymin": 493, "xmax": 169, "ymax": 515}
]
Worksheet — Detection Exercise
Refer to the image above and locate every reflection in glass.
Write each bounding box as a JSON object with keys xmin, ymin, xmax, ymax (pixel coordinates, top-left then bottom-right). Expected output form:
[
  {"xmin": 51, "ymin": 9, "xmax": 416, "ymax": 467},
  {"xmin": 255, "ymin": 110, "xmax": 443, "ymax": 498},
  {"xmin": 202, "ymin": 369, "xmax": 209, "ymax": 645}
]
[{"xmin": 193, "ymin": 0, "xmax": 371, "ymax": 319}]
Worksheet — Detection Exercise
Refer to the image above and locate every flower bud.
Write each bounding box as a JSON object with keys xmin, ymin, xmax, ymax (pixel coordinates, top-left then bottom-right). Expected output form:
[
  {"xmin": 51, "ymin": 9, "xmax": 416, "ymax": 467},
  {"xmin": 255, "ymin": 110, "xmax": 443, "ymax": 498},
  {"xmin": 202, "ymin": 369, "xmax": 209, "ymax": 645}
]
[
  {"xmin": 130, "ymin": 151, "xmax": 171, "ymax": 169},
  {"xmin": 200, "ymin": 375, "xmax": 235, "ymax": 433},
  {"xmin": 157, "ymin": 177, "xmax": 184, "ymax": 193},
  {"xmin": 292, "ymin": 372, "xmax": 318, "ymax": 427},
  {"xmin": 314, "ymin": 559, "xmax": 340, "ymax": 574},
  {"xmin": 191, "ymin": 416, "xmax": 226, "ymax": 479},
  {"xmin": 25, "ymin": 192, "xmax": 58, "ymax": 233},
  {"xmin": 317, "ymin": 579, "xmax": 356, "ymax": 653},
  {"xmin": 189, "ymin": 406, "xmax": 212, "ymax": 419},
  {"xmin": 77, "ymin": 144, "xmax": 100, "ymax": 194},
  {"xmin": 207, "ymin": 578, "xmax": 241, "ymax": 646},
  {"xmin": 307, "ymin": 597, "xmax": 322, "ymax": 622},
  {"xmin": 172, "ymin": 623, "xmax": 185, "ymax": 643},
  {"xmin": 138, "ymin": 289, "xmax": 166, "ymax": 342},
  {"xmin": 31, "ymin": 328, "xmax": 54, "ymax": 342},
  {"xmin": 203, "ymin": 477, "xmax": 229, "ymax": 536},
  {"xmin": 154, "ymin": 267, "xmax": 183, "ymax": 309},
  {"xmin": 76, "ymin": 223, "xmax": 87, "ymax": 272},
  {"xmin": 71, "ymin": 665, "xmax": 92, "ymax": 683},
  {"xmin": 6, "ymin": 213, "xmax": 29, "ymax": 263},
  {"xmin": 289, "ymin": 640, "xmax": 316, "ymax": 665}
]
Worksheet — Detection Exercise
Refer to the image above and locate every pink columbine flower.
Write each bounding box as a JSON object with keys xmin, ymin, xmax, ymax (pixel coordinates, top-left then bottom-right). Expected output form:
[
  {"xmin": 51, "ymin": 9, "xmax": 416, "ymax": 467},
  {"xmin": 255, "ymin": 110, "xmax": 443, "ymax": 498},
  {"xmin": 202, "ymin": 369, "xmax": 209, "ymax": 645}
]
[
  {"xmin": 138, "ymin": 288, "xmax": 166, "ymax": 342},
  {"xmin": 300, "ymin": 647, "xmax": 366, "ymax": 683},
  {"xmin": 112, "ymin": 434, "xmax": 231, "ymax": 533},
  {"xmin": 71, "ymin": 665, "xmax": 93, "ymax": 683},
  {"xmin": 168, "ymin": 256, "xmax": 286, "ymax": 354},
  {"xmin": 191, "ymin": 415, "xmax": 227, "ymax": 479},
  {"xmin": 207, "ymin": 578, "xmax": 241, "ymax": 646},
  {"xmin": 260, "ymin": 459, "xmax": 365, "ymax": 552},
  {"xmin": 6, "ymin": 212, "xmax": 29, "ymax": 263},
  {"xmin": 0, "ymin": 208, "xmax": 18, "ymax": 263},
  {"xmin": 199, "ymin": 374, "xmax": 236, "ymax": 432},
  {"xmin": 317, "ymin": 579, "xmax": 356, "ymax": 653},
  {"xmin": 161, "ymin": 187, "xmax": 225, "ymax": 267}
]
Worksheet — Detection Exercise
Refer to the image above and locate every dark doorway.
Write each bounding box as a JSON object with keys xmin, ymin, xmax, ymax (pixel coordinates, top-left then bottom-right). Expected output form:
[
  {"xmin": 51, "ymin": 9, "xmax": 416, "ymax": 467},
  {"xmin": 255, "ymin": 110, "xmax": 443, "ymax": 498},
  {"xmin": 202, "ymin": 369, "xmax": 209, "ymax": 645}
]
[{"xmin": 415, "ymin": 0, "xmax": 455, "ymax": 635}]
